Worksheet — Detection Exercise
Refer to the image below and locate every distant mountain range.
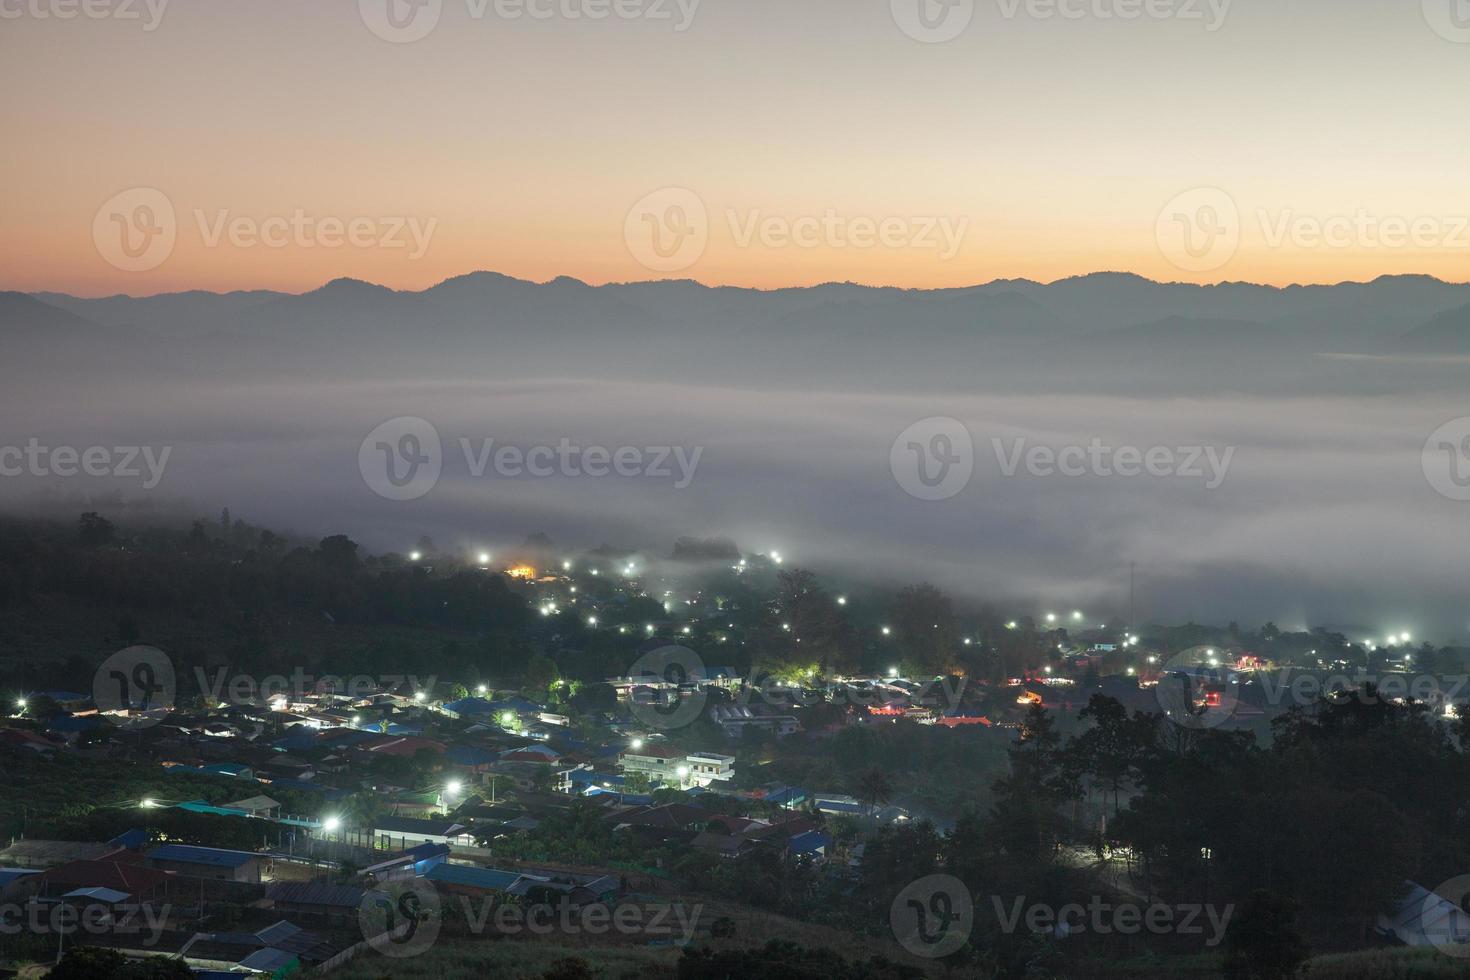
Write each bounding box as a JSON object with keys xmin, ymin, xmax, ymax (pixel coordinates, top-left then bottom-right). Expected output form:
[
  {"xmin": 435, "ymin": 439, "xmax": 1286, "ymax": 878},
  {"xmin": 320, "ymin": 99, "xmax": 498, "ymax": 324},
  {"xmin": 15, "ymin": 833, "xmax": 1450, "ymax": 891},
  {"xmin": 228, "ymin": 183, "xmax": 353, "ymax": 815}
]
[{"xmin": 7, "ymin": 272, "xmax": 1470, "ymax": 395}]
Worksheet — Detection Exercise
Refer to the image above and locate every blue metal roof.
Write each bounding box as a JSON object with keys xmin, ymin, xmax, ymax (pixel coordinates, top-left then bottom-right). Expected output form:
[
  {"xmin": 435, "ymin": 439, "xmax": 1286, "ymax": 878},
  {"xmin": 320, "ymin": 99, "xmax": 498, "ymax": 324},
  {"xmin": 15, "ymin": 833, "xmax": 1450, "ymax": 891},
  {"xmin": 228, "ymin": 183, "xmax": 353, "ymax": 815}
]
[
  {"xmin": 788, "ymin": 830, "xmax": 832, "ymax": 855},
  {"xmin": 146, "ymin": 844, "xmax": 261, "ymax": 868},
  {"xmin": 424, "ymin": 863, "xmax": 522, "ymax": 891},
  {"xmin": 175, "ymin": 800, "xmax": 250, "ymax": 817}
]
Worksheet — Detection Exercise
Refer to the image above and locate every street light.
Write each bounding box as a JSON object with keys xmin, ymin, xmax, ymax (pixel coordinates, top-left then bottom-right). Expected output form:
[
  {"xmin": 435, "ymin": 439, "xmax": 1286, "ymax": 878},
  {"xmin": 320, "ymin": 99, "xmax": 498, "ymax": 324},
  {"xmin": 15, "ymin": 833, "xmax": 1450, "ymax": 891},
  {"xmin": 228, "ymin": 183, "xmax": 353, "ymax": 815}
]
[
  {"xmin": 446, "ymin": 780, "xmax": 462, "ymax": 796},
  {"xmin": 477, "ymin": 685, "xmax": 488, "ymax": 695},
  {"xmin": 413, "ymin": 691, "xmax": 426, "ymax": 703},
  {"xmin": 323, "ymin": 816, "xmax": 341, "ymax": 833},
  {"xmin": 478, "ymin": 552, "xmax": 491, "ymax": 565},
  {"xmin": 409, "ymin": 551, "xmax": 422, "ymax": 562},
  {"xmin": 631, "ymin": 738, "xmax": 644, "ymax": 750}
]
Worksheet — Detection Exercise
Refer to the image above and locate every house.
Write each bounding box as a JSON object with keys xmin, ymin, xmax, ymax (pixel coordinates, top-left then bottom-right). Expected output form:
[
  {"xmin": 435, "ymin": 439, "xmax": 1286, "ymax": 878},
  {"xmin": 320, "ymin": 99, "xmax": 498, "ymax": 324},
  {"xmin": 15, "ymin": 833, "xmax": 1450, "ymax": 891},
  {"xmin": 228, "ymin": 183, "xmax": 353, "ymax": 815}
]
[
  {"xmin": 507, "ymin": 872, "xmax": 620, "ymax": 907},
  {"xmin": 179, "ymin": 921, "xmax": 337, "ymax": 973},
  {"xmin": 709, "ymin": 704, "xmax": 801, "ymax": 738},
  {"xmin": 617, "ymin": 744, "xmax": 685, "ymax": 786},
  {"xmin": 0, "ymin": 868, "xmax": 42, "ymax": 898},
  {"xmin": 0, "ymin": 840, "xmax": 119, "ymax": 869},
  {"xmin": 266, "ymin": 881, "xmax": 368, "ymax": 921},
  {"xmin": 147, "ymin": 844, "xmax": 267, "ymax": 883},
  {"xmin": 38, "ymin": 855, "xmax": 171, "ymax": 901},
  {"xmin": 786, "ymin": 830, "xmax": 833, "ymax": 860},
  {"xmin": 423, "ymin": 862, "xmax": 527, "ymax": 897},
  {"xmin": 690, "ymin": 832, "xmax": 754, "ymax": 859},
  {"xmin": 372, "ymin": 816, "xmax": 475, "ymax": 849},
  {"xmin": 685, "ymin": 752, "xmax": 735, "ymax": 787},
  {"xmin": 221, "ymin": 794, "xmax": 282, "ymax": 818},
  {"xmin": 361, "ymin": 842, "xmax": 450, "ymax": 881}
]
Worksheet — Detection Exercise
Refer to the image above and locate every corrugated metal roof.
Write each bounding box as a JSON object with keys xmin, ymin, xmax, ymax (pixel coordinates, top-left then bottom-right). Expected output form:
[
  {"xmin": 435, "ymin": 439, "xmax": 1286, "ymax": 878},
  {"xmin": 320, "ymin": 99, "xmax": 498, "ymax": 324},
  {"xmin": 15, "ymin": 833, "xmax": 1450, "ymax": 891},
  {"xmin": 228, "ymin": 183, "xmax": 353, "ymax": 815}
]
[
  {"xmin": 424, "ymin": 863, "xmax": 523, "ymax": 892},
  {"xmin": 147, "ymin": 844, "xmax": 260, "ymax": 868}
]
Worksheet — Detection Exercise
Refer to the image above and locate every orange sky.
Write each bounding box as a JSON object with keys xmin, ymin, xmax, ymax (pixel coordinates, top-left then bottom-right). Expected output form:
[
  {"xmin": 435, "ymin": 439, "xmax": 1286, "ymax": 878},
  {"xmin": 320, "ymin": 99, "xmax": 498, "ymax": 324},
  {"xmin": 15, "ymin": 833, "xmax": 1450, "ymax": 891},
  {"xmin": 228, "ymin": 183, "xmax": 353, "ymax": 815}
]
[{"xmin": 3, "ymin": 0, "xmax": 1469, "ymax": 296}]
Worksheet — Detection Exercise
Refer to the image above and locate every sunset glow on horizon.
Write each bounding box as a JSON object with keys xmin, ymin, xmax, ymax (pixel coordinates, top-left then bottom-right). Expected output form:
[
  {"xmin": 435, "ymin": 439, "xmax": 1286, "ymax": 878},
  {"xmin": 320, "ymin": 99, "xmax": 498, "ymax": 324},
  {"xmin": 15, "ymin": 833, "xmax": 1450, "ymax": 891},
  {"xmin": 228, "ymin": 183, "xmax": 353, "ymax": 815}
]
[{"xmin": 5, "ymin": 0, "xmax": 1470, "ymax": 297}]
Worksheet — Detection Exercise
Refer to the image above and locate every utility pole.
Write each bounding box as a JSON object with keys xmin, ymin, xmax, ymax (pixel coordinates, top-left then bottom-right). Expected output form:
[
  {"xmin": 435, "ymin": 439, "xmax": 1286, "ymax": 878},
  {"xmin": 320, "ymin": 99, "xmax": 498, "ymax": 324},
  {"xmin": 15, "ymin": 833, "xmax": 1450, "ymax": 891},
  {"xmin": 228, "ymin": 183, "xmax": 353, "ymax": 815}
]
[{"xmin": 1129, "ymin": 562, "xmax": 1136, "ymax": 634}]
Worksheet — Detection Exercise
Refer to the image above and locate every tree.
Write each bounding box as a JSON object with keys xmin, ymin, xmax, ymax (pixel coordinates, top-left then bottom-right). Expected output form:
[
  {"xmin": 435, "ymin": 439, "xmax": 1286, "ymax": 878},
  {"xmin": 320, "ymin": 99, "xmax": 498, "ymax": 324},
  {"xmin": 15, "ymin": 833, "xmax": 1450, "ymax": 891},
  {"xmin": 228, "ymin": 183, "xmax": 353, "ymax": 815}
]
[
  {"xmin": 1223, "ymin": 890, "xmax": 1310, "ymax": 980},
  {"xmin": 890, "ymin": 583, "xmax": 958, "ymax": 675},
  {"xmin": 317, "ymin": 534, "xmax": 360, "ymax": 574},
  {"xmin": 78, "ymin": 511, "xmax": 115, "ymax": 548},
  {"xmin": 855, "ymin": 766, "xmax": 893, "ymax": 815}
]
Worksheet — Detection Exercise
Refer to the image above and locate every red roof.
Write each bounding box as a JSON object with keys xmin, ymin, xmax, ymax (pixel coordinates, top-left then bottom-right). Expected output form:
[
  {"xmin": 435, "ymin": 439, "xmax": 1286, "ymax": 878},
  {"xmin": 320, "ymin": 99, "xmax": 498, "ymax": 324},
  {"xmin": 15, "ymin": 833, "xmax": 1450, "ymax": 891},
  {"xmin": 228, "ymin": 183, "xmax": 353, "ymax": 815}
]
[
  {"xmin": 359, "ymin": 736, "xmax": 445, "ymax": 758},
  {"xmin": 42, "ymin": 855, "xmax": 171, "ymax": 897}
]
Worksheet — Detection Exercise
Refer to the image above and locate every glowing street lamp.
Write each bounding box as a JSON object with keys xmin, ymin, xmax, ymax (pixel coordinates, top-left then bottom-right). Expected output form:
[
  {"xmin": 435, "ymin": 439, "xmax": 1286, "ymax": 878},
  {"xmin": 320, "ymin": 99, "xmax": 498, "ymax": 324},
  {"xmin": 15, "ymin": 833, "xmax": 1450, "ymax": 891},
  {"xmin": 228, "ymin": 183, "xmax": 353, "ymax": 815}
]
[
  {"xmin": 413, "ymin": 691, "xmax": 426, "ymax": 703},
  {"xmin": 409, "ymin": 551, "xmax": 422, "ymax": 562},
  {"xmin": 446, "ymin": 780, "xmax": 462, "ymax": 796},
  {"xmin": 676, "ymin": 765, "xmax": 690, "ymax": 785},
  {"xmin": 1045, "ymin": 613, "xmax": 1057, "ymax": 624},
  {"xmin": 887, "ymin": 666, "xmax": 899, "ymax": 678},
  {"xmin": 630, "ymin": 738, "xmax": 644, "ymax": 750},
  {"xmin": 836, "ymin": 596, "xmax": 847, "ymax": 606},
  {"xmin": 323, "ymin": 816, "xmax": 341, "ymax": 833},
  {"xmin": 881, "ymin": 626, "xmax": 892, "ymax": 636},
  {"xmin": 476, "ymin": 685, "xmax": 488, "ymax": 695},
  {"xmin": 140, "ymin": 798, "xmax": 156, "ymax": 809},
  {"xmin": 478, "ymin": 552, "xmax": 491, "ymax": 565}
]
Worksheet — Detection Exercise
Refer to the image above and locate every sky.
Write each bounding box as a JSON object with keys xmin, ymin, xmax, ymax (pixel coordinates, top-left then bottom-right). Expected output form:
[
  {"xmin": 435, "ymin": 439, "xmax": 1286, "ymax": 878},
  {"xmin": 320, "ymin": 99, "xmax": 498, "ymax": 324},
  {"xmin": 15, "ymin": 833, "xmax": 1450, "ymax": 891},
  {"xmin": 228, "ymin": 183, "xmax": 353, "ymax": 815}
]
[{"xmin": 4, "ymin": 0, "xmax": 1470, "ymax": 296}]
